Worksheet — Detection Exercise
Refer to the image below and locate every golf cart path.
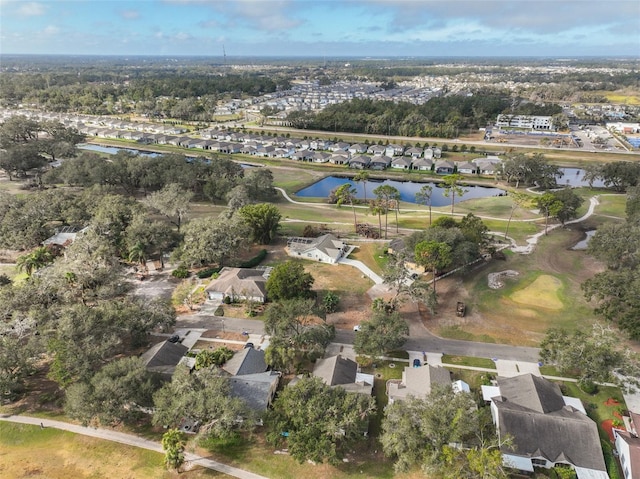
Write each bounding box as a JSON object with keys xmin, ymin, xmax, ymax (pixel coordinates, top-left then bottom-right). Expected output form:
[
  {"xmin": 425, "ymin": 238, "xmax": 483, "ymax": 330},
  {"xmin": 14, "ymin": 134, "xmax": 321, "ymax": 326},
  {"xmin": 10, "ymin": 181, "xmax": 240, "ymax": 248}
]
[{"xmin": 0, "ymin": 415, "xmax": 267, "ymax": 479}]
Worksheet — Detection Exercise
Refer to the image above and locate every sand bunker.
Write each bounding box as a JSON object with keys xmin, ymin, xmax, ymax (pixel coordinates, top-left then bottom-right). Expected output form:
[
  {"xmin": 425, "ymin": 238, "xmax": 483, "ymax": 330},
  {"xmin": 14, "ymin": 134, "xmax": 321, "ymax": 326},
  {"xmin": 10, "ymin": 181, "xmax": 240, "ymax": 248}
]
[
  {"xmin": 510, "ymin": 275, "xmax": 563, "ymax": 310},
  {"xmin": 488, "ymin": 270, "xmax": 519, "ymax": 289}
]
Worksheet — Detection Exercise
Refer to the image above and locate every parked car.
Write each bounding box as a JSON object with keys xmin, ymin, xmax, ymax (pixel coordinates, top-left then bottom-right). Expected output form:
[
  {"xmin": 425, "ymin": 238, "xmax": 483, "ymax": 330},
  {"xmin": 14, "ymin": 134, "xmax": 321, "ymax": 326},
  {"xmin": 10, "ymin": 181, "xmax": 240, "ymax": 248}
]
[
  {"xmin": 412, "ymin": 359, "xmax": 422, "ymax": 368},
  {"xmin": 353, "ymin": 325, "xmax": 361, "ymax": 332},
  {"xmin": 168, "ymin": 334, "xmax": 180, "ymax": 343},
  {"xmin": 244, "ymin": 342, "xmax": 254, "ymax": 349}
]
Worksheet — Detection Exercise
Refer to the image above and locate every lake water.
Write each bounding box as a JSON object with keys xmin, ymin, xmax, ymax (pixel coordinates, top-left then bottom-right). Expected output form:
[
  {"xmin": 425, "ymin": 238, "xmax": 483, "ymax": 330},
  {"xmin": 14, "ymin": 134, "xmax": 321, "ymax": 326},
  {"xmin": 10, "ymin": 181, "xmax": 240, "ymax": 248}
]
[
  {"xmin": 296, "ymin": 176, "xmax": 506, "ymax": 207},
  {"xmin": 558, "ymin": 168, "xmax": 605, "ymax": 188},
  {"xmin": 78, "ymin": 144, "xmax": 161, "ymax": 157}
]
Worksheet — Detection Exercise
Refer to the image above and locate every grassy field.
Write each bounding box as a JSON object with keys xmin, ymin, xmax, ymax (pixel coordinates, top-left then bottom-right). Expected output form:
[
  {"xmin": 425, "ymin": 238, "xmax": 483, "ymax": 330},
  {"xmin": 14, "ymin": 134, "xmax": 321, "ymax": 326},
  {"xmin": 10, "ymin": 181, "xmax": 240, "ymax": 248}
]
[
  {"xmin": 441, "ymin": 355, "xmax": 496, "ymax": 369},
  {"xmin": 348, "ymin": 243, "xmax": 388, "ymax": 275},
  {"xmin": 0, "ymin": 422, "xmax": 222, "ymax": 479}
]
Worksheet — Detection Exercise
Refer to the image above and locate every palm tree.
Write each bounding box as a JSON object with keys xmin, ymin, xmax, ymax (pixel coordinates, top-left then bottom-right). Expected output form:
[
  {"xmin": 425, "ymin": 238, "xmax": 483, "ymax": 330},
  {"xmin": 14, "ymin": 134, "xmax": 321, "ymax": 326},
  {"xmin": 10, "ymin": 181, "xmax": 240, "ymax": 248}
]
[
  {"xmin": 353, "ymin": 171, "xmax": 370, "ymax": 202},
  {"xmin": 16, "ymin": 246, "xmax": 54, "ymax": 277},
  {"xmin": 415, "ymin": 184, "xmax": 433, "ymax": 226},
  {"xmin": 373, "ymin": 184, "xmax": 399, "ymax": 239},
  {"xmin": 442, "ymin": 174, "xmax": 468, "ymax": 215},
  {"xmin": 128, "ymin": 241, "xmax": 148, "ymax": 272},
  {"xmin": 335, "ymin": 183, "xmax": 358, "ymax": 232},
  {"xmin": 369, "ymin": 200, "xmax": 385, "ymax": 239}
]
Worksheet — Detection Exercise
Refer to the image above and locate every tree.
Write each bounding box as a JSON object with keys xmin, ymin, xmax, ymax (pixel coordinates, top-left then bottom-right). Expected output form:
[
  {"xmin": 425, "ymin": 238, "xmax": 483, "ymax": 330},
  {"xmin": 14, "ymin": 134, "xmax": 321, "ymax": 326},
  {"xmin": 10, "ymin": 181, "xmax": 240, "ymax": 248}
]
[
  {"xmin": 415, "ymin": 184, "xmax": 433, "ymax": 225},
  {"xmin": 459, "ymin": 213, "xmax": 489, "ymax": 248},
  {"xmin": 194, "ymin": 347, "xmax": 234, "ymax": 370},
  {"xmin": 414, "ymin": 241, "xmax": 452, "ymax": 294},
  {"xmin": 373, "ymin": 184, "xmax": 399, "ymax": 239},
  {"xmin": 263, "ymin": 298, "xmax": 333, "ymax": 360},
  {"xmin": 176, "ymin": 215, "xmax": 249, "ymax": 267},
  {"xmin": 153, "ymin": 366, "xmax": 250, "ymax": 439},
  {"xmin": 322, "ymin": 291, "xmax": 339, "ymax": 314},
  {"xmin": 539, "ymin": 324, "xmax": 640, "ymax": 389},
  {"xmin": 537, "ymin": 192, "xmax": 563, "ymax": 235},
  {"xmin": 16, "ymin": 246, "xmax": 54, "ymax": 277},
  {"xmin": 550, "ymin": 188, "xmax": 584, "ymax": 225},
  {"xmin": 504, "ymin": 191, "xmax": 530, "ymax": 240},
  {"xmin": 369, "ymin": 199, "xmax": 385, "ymax": 238},
  {"xmin": 242, "ymin": 168, "xmax": 276, "ymax": 201},
  {"xmin": 143, "ymin": 183, "xmax": 193, "ymax": 232},
  {"xmin": 64, "ymin": 357, "xmax": 158, "ymax": 426},
  {"xmin": 0, "ymin": 144, "xmax": 48, "ymax": 181},
  {"xmin": 353, "ymin": 170, "xmax": 370, "ymax": 202},
  {"xmin": 266, "ymin": 377, "xmax": 375, "ymax": 465},
  {"xmin": 238, "ymin": 203, "xmax": 282, "ymax": 245},
  {"xmin": 442, "ymin": 174, "xmax": 467, "ymax": 214},
  {"xmin": 334, "ymin": 183, "xmax": 358, "ymax": 232},
  {"xmin": 0, "ymin": 333, "xmax": 38, "ymax": 400},
  {"xmin": 265, "ymin": 261, "xmax": 314, "ymax": 301},
  {"xmin": 353, "ymin": 309, "xmax": 409, "ymax": 357},
  {"xmin": 162, "ymin": 429, "xmax": 186, "ymax": 471},
  {"xmin": 381, "ymin": 386, "xmax": 484, "ymax": 474}
]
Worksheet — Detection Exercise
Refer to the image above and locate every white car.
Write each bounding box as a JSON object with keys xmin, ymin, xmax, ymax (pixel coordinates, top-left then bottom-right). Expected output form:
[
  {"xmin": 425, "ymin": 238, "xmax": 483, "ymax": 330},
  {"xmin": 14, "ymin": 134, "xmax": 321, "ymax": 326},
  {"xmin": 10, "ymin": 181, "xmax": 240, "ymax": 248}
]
[{"xmin": 353, "ymin": 325, "xmax": 361, "ymax": 332}]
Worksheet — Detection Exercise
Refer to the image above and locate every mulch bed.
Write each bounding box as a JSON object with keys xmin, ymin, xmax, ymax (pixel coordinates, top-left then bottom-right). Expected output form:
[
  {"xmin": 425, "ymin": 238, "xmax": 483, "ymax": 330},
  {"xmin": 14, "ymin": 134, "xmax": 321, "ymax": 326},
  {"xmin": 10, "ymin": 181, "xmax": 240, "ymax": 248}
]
[{"xmin": 604, "ymin": 398, "xmax": 621, "ymax": 407}]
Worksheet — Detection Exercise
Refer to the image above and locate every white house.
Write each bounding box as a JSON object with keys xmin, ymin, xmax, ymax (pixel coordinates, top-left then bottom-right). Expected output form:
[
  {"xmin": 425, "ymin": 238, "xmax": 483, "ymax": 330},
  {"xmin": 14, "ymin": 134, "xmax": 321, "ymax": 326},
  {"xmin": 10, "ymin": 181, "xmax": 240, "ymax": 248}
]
[
  {"xmin": 286, "ymin": 234, "xmax": 349, "ymax": 264},
  {"xmin": 614, "ymin": 411, "xmax": 640, "ymax": 479}
]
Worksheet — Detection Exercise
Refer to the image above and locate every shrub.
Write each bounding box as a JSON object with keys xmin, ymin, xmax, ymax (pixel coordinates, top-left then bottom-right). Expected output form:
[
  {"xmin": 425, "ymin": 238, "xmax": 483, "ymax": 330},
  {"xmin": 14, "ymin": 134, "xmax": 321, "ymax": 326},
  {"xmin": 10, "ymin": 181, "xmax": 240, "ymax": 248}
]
[
  {"xmin": 323, "ymin": 291, "xmax": 340, "ymax": 313},
  {"xmin": 578, "ymin": 378, "xmax": 598, "ymax": 395},
  {"xmin": 197, "ymin": 267, "xmax": 221, "ymax": 279},
  {"xmin": 223, "ymin": 296, "xmax": 232, "ymax": 304},
  {"xmin": 214, "ymin": 305, "xmax": 224, "ymax": 316},
  {"xmin": 172, "ymin": 264, "xmax": 189, "ymax": 279},
  {"xmin": 238, "ymin": 249, "xmax": 267, "ymax": 268}
]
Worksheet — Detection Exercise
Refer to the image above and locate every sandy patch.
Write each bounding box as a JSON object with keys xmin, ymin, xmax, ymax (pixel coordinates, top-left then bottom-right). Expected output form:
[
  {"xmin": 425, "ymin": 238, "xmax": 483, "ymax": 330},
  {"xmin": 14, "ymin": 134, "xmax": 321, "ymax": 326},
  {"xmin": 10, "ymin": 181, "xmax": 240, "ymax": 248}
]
[{"xmin": 510, "ymin": 275, "xmax": 563, "ymax": 310}]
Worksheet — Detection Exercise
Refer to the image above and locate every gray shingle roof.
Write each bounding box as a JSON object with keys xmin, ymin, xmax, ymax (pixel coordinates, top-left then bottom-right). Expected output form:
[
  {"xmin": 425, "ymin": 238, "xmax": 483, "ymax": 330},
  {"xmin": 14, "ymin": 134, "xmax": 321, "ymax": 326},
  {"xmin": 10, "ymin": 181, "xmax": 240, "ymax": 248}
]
[
  {"xmin": 229, "ymin": 371, "xmax": 280, "ymax": 411},
  {"xmin": 222, "ymin": 347, "xmax": 267, "ymax": 376},
  {"xmin": 313, "ymin": 355, "xmax": 357, "ymax": 386},
  {"xmin": 494, "ymin": 374, "xmax": 606, "ymax": 473},
  {"xmin": 141, "ymin": 340, "xmax": 188, "ymax": 376}
]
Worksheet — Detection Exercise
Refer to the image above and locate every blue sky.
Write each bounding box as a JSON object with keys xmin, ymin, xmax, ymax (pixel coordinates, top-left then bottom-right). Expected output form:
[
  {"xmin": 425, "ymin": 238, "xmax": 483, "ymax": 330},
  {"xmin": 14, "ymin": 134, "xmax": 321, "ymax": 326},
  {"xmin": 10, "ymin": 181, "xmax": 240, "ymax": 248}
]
[{"xmin": 1, "ymin": 0, "xmax": 639, "ymax": 57}]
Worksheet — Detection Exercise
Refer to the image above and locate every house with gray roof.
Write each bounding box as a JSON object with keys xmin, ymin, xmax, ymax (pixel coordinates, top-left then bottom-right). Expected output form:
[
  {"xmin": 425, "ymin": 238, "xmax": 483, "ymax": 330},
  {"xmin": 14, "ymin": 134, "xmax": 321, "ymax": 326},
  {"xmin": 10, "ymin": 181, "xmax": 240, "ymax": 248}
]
[
  {"xmin": 204, "ymin": 267, "xmax": 268, "ymax": 303},
  {"xmin": 484, "ymin": 374, "xmax": 608, "ymax": 479},
  {"xmin": 349, "ymin": 155, "xmax": 371, "ymax": 169},
  {"xmin": 411, "ymin": 158, "xmax": 433, "ymax": 171},
  {"xmin": 286, "ymin": 234, "xmax": 349, "ymax": 264},
  {"xmin": 435, "ymin": 160, "xmax": 455, "ymax": 174},
  {"xmin": 229, "ymin": 371, "xmax": 281, "ymax": 411},
  {"xmin": 141, "ymin": 340, "xmax": 188, "ymax": 379},
  {"xmin": 370, "ymin": 155, "xmax": 391, "ymax": 170},
  {"xmin": 312, "ymin": 355, "xmax": 373, "ymax": 396},
  {"xmin": 387, "ymin": 365, "xmax": 452, "ymax": 404},
  {"xmin": 390, "ymin": 157, "xmax": 411, "ymax": 170},
  {"xmin": 222, "ymin": 347, "xmax": 268, "ymax": 376}
]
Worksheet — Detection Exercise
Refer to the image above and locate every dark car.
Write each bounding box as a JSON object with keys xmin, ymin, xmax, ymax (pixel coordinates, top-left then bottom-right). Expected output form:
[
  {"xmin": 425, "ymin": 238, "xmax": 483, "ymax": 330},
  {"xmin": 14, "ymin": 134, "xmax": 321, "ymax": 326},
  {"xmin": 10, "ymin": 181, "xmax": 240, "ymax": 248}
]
[
  {"xmin": 168, "ymin": 334, "xmax": 180, "ymax": 343},
  {"xmin": 244, "ymin": 342, "xmax": 254, "ymax": 349},
  {"xmin": 412, "ymin": 359, "xmax": 422, "ymax": 368}
]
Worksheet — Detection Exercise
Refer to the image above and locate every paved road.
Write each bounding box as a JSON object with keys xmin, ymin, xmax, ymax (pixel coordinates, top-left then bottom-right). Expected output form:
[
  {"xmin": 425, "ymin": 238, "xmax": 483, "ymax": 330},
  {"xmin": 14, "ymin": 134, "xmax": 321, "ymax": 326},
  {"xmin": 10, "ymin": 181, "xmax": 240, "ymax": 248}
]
[{"xmin": 0, "ymin": 415, "xmax": 267, "ymax": 479}]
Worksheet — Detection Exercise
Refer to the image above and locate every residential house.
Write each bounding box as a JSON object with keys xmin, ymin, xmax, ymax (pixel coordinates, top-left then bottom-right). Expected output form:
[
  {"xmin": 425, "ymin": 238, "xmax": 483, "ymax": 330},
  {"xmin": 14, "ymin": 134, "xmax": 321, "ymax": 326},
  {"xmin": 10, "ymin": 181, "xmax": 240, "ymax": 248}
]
[
  {"xmin": 411, "ymin": 158, "xmax": 433, "ymax": 171},
  {"xmin": 390, "ymin": 157, "xmax": 411, "ymax": 170},
  {"xmin": 348, "ymin": 143, "xmax": 368, "ymax": 155},
  {"xmin": 432, "ymin": 147, "xmax": 442, "ymax": 159},
  {"xmin": 482, "ymin": 374, "xmax": 608, "ymax": 479},
  {"xmin": 387, "ymin": 365, "xmax": 452, "ymax": 404},
  {"xmin": 312, "ymin": 355, "xmax": 374, "ymax": 396},
  {"xmin": 43, "ymin": 226, "xmax": 88, "ymax": 247},
  {"xmin": 330, "ymin": 142, "xmax": 351, "ymax": 152},
  {"xmin": 367, "ymin": 144, "xmax": 386, "ymax": 156},
  {"xmin": 370, "ymin": 155, "xmax": 391, "ymax": 170},
  {"xmin": 292, "ymin": 149, "xmax": 314, "ymax": 161},
  {"xmin": 405, "ymin": 147, "xmax": 424, "ymax": 158},
  {"xmin": 312, "ymin": 151, "xmax": 331, "ymax": 163},
  {"xmin": 473, "ymin": 155, "xmax": 502, "ymax": 175},
  {"xmin": 349, "ymin": 155, "xmax": 371, "ymax": 169},
  {"xmin": 286, "ymin": 234, "xmax": 349, "ymax": 264},
  {"xmin": 456, "ymin": 161, "xmax": 478, "ymax": 174},
  {"xmin": 329, "ymin": 152, "xmax": 350, "ymax": 165},
  {"xmin": 229, "ymin": 371, "xmax": 281, "ymax": 412},
  {"xmin": 614, "ymin": 411, "xmax": 640, "ymax": 479},
  {"xmin": 435, "ymin": 160, "xmax": 455, "ymax": 174},
  {"xmin": 204, "ymin": 267, "xmax": 268, "ymax": 303},
  {"xmin": 141, "ymin": 340, "xmax": 188, "ymax": 380},
  {"xmin": 222, "ymin": 347, "xmax": 268, "ymax": 376},
  {"xmin": 424, "ymin": 148, "xmax": 434, "ymax": 159},
  {"xmin": 385, "ymin": 144, "xmax": 405, "ymax": 157}
]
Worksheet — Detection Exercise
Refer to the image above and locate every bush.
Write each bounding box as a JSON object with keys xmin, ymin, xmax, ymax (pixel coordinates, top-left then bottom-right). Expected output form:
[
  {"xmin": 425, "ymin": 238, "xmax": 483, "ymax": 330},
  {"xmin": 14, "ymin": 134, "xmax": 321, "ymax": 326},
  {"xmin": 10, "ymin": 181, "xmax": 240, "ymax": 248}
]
[
  {"xmin": 214, "ymin": 305, "xmax": 224, "ymax": 316},
  {"xmin": 223, "ymin": 296, "xmax": 232, "ymax": 305},
  {"xmin": 172, "ymin": 264, "xmax": 189, "ymax": 279},
  {"xmin": 197, "ymin": 267, "xmax": 221, "ymax": 279},
  {"xmin": 323, "ymin": 291, "xmax": 340, "ymax": 313},
  {"xmin": 578, "ymin": 378, "xmax": 598, "ymax": 394},
  {"xmin": 238, "ymin": 249, "xmax": 267, "ymax": 268}
]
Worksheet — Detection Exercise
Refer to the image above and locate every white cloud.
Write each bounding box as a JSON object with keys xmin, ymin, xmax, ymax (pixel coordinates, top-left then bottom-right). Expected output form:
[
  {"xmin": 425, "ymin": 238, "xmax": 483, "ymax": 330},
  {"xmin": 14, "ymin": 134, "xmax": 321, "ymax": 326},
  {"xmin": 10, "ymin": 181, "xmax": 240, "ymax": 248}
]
[
  {"xmin": 17, "ymin": 1, "xmax": 46, "ymax": 16},
  {"xmin": 42, "ymin": 25, "xmax": 60, "ymax": 35},
  {"xmin": 119, "ymin": 9, "xmax": 140, "ymax": 20}
]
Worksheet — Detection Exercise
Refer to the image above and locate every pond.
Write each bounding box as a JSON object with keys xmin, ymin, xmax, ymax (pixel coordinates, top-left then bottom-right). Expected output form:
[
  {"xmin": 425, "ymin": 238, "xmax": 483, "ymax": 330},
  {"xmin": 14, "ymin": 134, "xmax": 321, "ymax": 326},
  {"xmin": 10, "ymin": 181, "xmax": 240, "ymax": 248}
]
[
  {"xmin": 570, "ymin": 230, "xmax": 596, "ymax": 251},
  {"xmin": 557, "ymin": 168, "xmax": 605, "ymax": 188},
  {"xmin": 78, "ymin": 143, "xmax": 161, "ymax": 157},
  {"xmin": 295, "ymin": 176, "xmax": 506, "ymax": 207}
]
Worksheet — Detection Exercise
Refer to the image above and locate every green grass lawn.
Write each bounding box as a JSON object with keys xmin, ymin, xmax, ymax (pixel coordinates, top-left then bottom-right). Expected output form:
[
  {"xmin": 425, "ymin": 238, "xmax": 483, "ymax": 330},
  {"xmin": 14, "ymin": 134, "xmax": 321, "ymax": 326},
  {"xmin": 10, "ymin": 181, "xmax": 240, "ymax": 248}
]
[
  {"xmin": 441, "ymin": 354, "xmax": 496, "ymax": 369},
  {"xmin": 0, "ymin": 422, "xmax": 219, "ymax": 479}
]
